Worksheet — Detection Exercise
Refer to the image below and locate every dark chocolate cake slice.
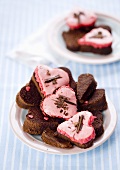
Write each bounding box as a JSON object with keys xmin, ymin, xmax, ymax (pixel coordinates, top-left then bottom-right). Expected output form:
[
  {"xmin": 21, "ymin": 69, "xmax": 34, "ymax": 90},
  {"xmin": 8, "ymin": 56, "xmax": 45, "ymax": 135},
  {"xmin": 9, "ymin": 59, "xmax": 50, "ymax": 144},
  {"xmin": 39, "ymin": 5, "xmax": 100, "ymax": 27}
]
[
  {"xmin": 62, "ymin": 29, "xmax": 86, "ymax": 51},
  {"xmin": 16, "ymin": 79, "xmax": 42, "ymax": 109},
  {"xmin": 77, "ymin": 73, "xmax": 97, "ymax": 103},
  {"xmin": 80, "ymin": 89, "xmax": 108, "ymax": 112},
  {"xmin": 57, "ymin": 133, "xmax": 94, "ymax": 149},
  {"xmin": 92, "ymin": 111, "xmax": 104, "ymax": 138},
  {"xmin": 62, "ymin": 25, "xmax": 112, "ymax": 53},
  {"xmin": 78, "ymin": 27, "xmax": 113, "ymax": 55},
  {"xmin": 23, "ymin": 107, "xmax": 64, "ymax": 135},
  {"xmin": 41, "ymin": 128, "xmax": 73, "ymax": 148}
]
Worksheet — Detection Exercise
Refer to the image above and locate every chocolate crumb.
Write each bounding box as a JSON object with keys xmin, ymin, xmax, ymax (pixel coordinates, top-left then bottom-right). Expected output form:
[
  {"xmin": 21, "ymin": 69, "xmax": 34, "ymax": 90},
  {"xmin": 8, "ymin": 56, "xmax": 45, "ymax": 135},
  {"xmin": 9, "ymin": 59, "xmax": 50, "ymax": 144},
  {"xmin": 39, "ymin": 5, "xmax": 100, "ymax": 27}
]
[
  {"xmin": 64, "ymin": 111, "xmax": 68, "ymax": 116},
  {"xmin": 60, "ymin": 109, "xmax": 63, "ymax": 113},
  {"xmin": 46, "ymin": 70, "xmax": 51, "ymax": 76}
]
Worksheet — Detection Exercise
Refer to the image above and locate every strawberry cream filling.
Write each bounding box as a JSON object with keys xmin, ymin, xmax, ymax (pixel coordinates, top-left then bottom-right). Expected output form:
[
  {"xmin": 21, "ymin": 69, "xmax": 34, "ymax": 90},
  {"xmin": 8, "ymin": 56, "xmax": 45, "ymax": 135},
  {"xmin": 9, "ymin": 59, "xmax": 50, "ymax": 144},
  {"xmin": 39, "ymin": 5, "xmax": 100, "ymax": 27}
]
[
  {"xmin": 57, "ymin": 111, "xmax": 96, "ymax": 144},
  {"xmin": 78, "ymin": 27, "xmax": 113, "ymax": 48}
]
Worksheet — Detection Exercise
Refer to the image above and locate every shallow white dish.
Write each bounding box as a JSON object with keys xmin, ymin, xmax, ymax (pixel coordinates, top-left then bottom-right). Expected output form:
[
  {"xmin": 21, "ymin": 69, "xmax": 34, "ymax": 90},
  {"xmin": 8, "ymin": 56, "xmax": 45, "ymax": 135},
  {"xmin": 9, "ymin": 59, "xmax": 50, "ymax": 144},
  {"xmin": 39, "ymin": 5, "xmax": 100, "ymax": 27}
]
[
  {"xmin": 10, "ymin": 96, "xmax": 117, "ymax": 155},
  {"xmin": 48, "ymin": 12, "xmax": 120, "ymax": 64}
]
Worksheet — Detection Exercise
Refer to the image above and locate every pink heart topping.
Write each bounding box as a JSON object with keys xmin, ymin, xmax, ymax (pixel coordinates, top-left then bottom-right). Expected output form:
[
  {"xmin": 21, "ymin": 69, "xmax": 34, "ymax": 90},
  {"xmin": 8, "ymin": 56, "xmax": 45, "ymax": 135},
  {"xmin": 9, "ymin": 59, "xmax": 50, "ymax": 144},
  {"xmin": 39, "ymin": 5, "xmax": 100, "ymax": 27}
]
[
  {"xmin": 78, "ymin": 27, "xmax": 113, "ymax": 48},
  {"xmin": 66, "ymin": 9, "xmax": 97, "ymax": 29},
  {"xmin": 57, "ymin": 111, "xmax": 96, "ymax": 144},
  {"xmin": 41, "ymin": 86, "xmax": 77, "ymax": 120},
  {"xmin": 34, "ymin": 65, "xmax": 69, "ymax": 97}
]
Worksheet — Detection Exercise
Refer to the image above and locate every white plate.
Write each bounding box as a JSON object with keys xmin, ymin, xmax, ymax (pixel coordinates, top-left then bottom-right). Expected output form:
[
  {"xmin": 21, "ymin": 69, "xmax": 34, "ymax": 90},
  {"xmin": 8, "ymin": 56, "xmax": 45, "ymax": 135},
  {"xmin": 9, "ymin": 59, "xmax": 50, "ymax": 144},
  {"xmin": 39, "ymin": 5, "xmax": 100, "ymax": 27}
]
[
  {"xmin": 9, "ymin": 96, "xmax": 117, "ymax": 155},
  {"xmin": 47, "ymin": 12, "xmax": 120, "ymax": 64}
]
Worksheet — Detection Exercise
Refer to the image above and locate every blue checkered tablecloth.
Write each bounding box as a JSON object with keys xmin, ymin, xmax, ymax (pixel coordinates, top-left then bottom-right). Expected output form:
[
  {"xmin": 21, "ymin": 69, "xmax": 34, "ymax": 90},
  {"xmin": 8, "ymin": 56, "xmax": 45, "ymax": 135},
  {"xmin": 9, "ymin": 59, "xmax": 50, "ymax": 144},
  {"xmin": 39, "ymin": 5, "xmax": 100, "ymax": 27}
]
[{"xmin": 0, "ymin": 0, "xmax": 120, "ymax": 169}]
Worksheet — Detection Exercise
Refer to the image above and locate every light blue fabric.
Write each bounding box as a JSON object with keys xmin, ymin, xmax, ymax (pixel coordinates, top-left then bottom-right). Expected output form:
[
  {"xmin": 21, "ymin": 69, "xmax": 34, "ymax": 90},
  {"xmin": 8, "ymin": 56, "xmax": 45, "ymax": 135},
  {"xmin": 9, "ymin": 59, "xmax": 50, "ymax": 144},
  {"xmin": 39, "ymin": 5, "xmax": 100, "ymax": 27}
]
[{"xmin": 0, "ymin": 0, "xmax": 120, "ymax": 169}]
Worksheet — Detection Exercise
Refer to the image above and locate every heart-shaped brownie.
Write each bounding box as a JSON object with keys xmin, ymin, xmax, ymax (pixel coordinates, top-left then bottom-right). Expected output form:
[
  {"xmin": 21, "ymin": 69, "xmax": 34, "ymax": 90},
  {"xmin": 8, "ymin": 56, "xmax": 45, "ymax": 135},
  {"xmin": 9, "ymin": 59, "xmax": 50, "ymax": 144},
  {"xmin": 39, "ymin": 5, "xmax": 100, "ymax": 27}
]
[
  {"xmin": 41, "ymin": 86, "xmax": 77, "ymax": 120},
  {"xmin": 32, "ymin": 65, "xmax": 70, "ymax": 97},
  {"xmin": 57, "ymin": 111, "xmax": 96, "ymax": 148},
  {"xmin": 78, "ymin": 27, "xmax": 113, "ymax": 48},
  {"xmin": 66, "ymin": 9, "xmax": 97, "ymax": 30},
  {"xmin": 16, "ymin": 79, "xmax": 42, "ymax": 109}
]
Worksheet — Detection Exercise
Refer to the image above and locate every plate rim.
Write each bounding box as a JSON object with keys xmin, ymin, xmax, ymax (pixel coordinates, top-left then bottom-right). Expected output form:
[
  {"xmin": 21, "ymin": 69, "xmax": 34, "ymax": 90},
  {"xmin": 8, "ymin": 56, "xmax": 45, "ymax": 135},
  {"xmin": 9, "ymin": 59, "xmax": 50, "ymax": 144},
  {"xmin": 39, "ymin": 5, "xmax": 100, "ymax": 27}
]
[
  {"xmin": 9, "ymin": 96, "xmax": 117, "ymax": 155},
  {"xmin": 47, "ymin": 11, "xmax": 120, "ymax": 65}
]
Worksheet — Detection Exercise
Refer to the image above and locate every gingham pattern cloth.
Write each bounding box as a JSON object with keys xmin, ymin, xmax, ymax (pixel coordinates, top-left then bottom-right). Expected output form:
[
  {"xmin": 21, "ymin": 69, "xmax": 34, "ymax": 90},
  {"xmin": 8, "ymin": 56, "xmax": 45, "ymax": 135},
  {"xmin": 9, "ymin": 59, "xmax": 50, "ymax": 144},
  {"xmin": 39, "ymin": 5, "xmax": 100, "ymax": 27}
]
[{"xmin": 0, "ymin": 0, "xmax": 120, "ymax": 169}]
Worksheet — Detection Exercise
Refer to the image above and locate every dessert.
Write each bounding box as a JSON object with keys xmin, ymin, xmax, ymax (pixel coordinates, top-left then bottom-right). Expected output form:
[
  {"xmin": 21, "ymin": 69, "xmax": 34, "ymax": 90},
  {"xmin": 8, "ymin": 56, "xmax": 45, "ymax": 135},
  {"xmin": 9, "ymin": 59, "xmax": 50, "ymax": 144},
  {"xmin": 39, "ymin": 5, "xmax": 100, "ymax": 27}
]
[
  {"xmin": 62, "ymin": 9, "xmax": 113, "ymax": 55},
  {"xmin": 41, "ymin": 128, "xmax": 73, "ymax": 148},
  {"xmin": 32, "ymin": 65, "xmax": 70, "ymax": 97},
  {"xmin": 16, "ymin": 79, "xmax": 42, "ymax": 109},
  {"xmin": 77, "ymin": 73, "xmax": 97, "ymax": 103},
  {"xmin": 23, "ymin": 107, "xmax": 63, "ymax": 135},
  {"xmin": 15, "ymin": 64, "xmax": 108, "ymax": 149},
  {"xmin": 66, "ymin": 9, "xmax": 97, "ymax": 30},
  {"xmin": 41, "ymin": 86, "xmax": 77, "ymax": 120},
  {"xmin": 92, "ymin": 111, "xmax": 104, "ymax": 138},
  {"xmin": 62, "ymin": 29, "xmax": 85, "ymax": 51},
  {"xmin": 62, "ymin": 25, "xmax": 112, "ymax": 52},
  {"xmin": 78, "ymin": 28, "xmax": 113, "ymax": 55},
  {"xmin": 57, "ymin": 111, "xmax": 96, "ymax": 148},
  {"xmin": 80, "ymin": 89, "xmax": 108, "ymax": 112}
]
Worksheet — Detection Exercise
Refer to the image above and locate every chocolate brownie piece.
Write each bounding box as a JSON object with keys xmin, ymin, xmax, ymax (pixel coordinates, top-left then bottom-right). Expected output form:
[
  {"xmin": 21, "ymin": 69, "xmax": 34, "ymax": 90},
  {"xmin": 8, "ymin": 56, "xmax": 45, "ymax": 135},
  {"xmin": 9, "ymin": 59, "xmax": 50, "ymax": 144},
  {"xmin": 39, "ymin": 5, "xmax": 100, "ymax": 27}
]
[
  {"xmin": 92, "ymin": 110, "xmax": 103, "ymax": 123},
  {"xmin": 80, "ymin": 44, "xmax": 112, "ymax": 55},
  {"xmin": 59, "ymin": 67, "xmax": 77, "ymax": 92},
  {"xmin": 41, "ymin": 128, "xmax": 73, "ymax": 148},
  {"xmin": 62, "ymin": 25, "xmax": 112, "ymax": 53},
  {"xmin": 80, "ymin": 89, "xmax": 108, "ymax": 112},
  {"xmin": 92, "ymin": 111, "xmax": 104, "ymax": 138},
  {"xmin": 23, "ymin": 107, "xmax": 64, "ymax": 135},
  {"xmin": 57, "ymin": 133, "xmax": 93, "ymax": 149},
  {"xmin": 78, "ymin": 27, "xmax": 113, "ymax": 55},
  {"xmin": 32, "ymin": 66, "xmax": 76, "ymax": 98},
  {"xmin": 16, "ymin": 79, "xmax": 42, "ymax": 109},
  {"xmin": 77, "ymin": 74, "xmax": 97, "ymax": 103},
  {"xmin": 62, "ymin": 29, "xmax": 86, "ymax": 51}
]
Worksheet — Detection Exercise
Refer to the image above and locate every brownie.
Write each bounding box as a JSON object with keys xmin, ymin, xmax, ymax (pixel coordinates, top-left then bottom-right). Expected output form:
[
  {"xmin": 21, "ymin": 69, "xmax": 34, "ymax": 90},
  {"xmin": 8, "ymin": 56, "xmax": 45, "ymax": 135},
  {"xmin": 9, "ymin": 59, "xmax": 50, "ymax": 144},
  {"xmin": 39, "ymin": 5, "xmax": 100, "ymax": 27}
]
[
  {"xmin": 16, "ymin": 79, "xmax": 42, "ymax": 109},
  {"xmin": 79, "ymin": 45, "xmax": 112, "ymax": 55},
  {"xmin": 62, "ymin": 29, "xmax": 86, "ymax": 51},
  {"xmin": 59, "ymin": 67, "xmax": 77, "ymax": 92},
  {"xmin": 32, "ymin": 67, "xmax": 77, "ymax": 98},
  {"xmin": 92, "ymin": 111, "xmax": 104, "ymax": 138},
  {"xmin": 23, "ymin": 107, "xmax": 64, "ymax": 135},
  {"xmin": 41, "ymin": 128, "xmax": 73, "ymax": 148},
  {"xmin": 77, "ymin": 73, "xmax": 97, "ymax": 103},
  {"xmin": 80, "ymin": 89, "xmax": 108, "ymax": 112},
  {"xmin": 62, "ymin": 25, "xmax": 112, "ymax": 53},
  {"xmin": 57, "ymin": 133, "xmax": 94, "ymax": 149}
]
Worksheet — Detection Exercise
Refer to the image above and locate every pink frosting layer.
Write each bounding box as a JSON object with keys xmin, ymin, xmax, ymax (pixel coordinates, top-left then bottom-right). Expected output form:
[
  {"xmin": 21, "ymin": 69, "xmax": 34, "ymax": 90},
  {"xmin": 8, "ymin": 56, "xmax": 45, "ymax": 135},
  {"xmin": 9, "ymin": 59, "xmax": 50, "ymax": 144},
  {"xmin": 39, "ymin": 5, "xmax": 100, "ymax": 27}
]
[
  {"xmin": 34, "ymin": 65, "xmax": 69, "ymax": 96},
  {"xmin": 41, "ymin": 86, "xmax": 77, "ymax": 120},
  {"xmin": 66, "ymin": 9, "xmax": 97, "ymax": 29},
  {"xmin": 57, "ymin": 111, "xmax": 96, "ymax": 144},
  {"xmin": 78, "ymin": 27, "xmax": 113, "ymax": 48}
]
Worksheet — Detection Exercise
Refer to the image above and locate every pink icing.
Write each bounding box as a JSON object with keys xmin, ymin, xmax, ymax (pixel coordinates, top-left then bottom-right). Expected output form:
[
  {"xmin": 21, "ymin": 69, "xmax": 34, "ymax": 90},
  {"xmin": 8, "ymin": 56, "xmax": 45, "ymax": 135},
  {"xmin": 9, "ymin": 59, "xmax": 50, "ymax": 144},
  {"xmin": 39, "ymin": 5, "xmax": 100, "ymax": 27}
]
[
  {"xmin": 66, "ymin": 9, "xmax": 97, "ymax": 29},
  {"xmin": 41, "ymin": 86, "xmax": 77, "ymax": 120},
  {"xmin": 26, "ymin": 86, "xmax": 30, "ymax": 91},
  {"xmin": 44, "ymin": 117, "xmax": 49, "ymax": 121},
  {"xmin": 78, "ymin": 27, "xmax": 113, "ymax": 48},
  {"xmin": 34, "ymin": 65, "xmax": 69, "ymax": 97},
  {"xmin": 57, "ymin": 111, "xmax": 96, "ymax": 144},
  {"xmin": 28, "ymin": 114, "xmax": 33, "ymax": 118}
]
